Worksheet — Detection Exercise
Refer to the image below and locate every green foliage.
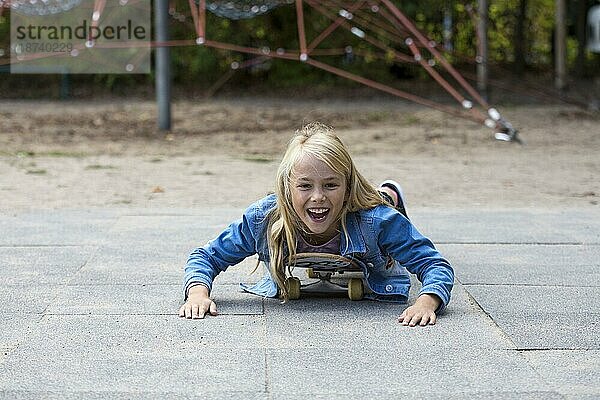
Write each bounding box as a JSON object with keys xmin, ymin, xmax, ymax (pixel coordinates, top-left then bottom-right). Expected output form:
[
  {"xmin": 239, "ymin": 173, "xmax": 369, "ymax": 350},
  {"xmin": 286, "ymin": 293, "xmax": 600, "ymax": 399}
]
[{"xmin": 0, "ymin": 0, "xmax": 597, "ymax": 94}]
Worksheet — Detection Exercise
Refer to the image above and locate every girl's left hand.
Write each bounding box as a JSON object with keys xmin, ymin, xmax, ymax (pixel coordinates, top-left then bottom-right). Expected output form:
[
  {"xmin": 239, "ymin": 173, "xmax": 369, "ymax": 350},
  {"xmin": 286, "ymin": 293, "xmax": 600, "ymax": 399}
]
[{"xmin": 398, "ymin": 293, "xmax": 441, "ymax": 327}]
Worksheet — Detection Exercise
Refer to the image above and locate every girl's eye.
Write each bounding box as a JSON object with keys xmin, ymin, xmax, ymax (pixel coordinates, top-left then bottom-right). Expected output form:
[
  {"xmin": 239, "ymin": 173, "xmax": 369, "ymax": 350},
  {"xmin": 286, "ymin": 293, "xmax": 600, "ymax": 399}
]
[
  {"xmin": 326, "ymin": 183, "xmax": 339, "ymax": 189},
  {"xmin": 298, "ymin": 184, "xmax": 311, "ymax": 189}
]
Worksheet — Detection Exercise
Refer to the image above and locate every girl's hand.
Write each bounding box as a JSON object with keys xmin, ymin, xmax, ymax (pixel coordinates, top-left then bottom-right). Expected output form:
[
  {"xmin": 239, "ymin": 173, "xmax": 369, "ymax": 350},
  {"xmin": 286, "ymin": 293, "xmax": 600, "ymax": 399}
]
[
  {"xmin": 179, "ymin": 285, "xmax": 218, "ymax": 319},
  {"xmin": 398, "ymin": 293, "xmax": 441, "ymax": 327}
]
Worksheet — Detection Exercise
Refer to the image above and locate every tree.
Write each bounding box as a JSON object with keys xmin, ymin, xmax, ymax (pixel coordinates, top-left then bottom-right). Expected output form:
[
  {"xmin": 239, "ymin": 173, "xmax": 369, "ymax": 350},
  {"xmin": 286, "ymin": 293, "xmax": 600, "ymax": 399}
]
[{"xmin": 513, "ymin": 0, "xmax": 528, "ymax": 74}]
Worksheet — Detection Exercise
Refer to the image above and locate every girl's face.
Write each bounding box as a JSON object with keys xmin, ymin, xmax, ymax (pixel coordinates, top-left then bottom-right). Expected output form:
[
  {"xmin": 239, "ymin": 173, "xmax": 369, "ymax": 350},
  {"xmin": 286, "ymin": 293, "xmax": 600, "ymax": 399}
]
[{"xmin": 290, "ymin": 154, "xmax": 347, "ymax": 242}]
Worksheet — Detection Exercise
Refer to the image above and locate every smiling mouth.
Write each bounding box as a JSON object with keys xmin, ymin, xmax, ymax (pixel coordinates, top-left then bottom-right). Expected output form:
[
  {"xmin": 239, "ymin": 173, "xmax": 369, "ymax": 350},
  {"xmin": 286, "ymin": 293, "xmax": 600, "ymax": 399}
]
[{"xmin": 307, "ymin": 208, "xmax": 330, "ymax": 222}]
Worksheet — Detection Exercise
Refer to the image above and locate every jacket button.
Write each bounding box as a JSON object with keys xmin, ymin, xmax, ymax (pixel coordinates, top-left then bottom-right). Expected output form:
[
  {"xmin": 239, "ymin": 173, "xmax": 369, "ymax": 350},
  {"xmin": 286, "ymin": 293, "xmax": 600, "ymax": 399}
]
[{"xmin": 385, "ymin": 284, "xmax": 393, "ymax": 292}]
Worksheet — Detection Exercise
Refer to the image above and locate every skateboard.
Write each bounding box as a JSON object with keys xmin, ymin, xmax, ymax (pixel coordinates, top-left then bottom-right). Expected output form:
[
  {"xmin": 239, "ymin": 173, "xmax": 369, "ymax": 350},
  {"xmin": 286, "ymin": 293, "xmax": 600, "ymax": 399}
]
[{"xmin": 284, "ymin": 252, "xmax": 366, "ymax": 301}]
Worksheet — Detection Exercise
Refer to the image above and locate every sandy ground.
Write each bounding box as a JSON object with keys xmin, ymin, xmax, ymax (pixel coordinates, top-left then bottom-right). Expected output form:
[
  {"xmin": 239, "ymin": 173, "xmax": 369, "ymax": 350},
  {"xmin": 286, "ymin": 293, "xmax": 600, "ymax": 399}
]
[{"xmin": 0, "ymin": 97, "xmax": 598, "ymax": 212}]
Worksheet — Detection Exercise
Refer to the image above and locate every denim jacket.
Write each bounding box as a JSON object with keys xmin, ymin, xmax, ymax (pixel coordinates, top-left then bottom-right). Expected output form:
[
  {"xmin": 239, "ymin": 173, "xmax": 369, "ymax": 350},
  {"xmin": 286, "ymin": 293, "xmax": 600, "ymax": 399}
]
[{"xmin": 183, "ymin": 194, "xmax": 454, "ymax": 312}]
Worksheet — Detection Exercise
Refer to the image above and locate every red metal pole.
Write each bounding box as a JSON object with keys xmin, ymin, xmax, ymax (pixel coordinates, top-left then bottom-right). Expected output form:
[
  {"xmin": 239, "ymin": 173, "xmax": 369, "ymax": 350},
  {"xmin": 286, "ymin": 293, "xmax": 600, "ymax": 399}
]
[
  {"xmin": 308, "ymin": 1, "xmax": 366, "ymax": 52},
  {"xmin": 406, "ymin": 39, "xmax": 464, "ymax": 105},
  {"xmin": 306, "ymin": 58, "xmax": 484, "ymax": 124},
  {"xmin": 380, "ymin": 0, "xmax": 490, "ymax": 109},
  {"xmin": 305, "ymin": 0, "xmax": 414, "ymax": 63},
  {"xmin": 88, "ymin": 0, "xmax": 106, "ymax": 44},
  {"xmin": 198, "ymin": 0, "xmax": 206, "ymax": 42},
  {"xmin": 322, "ymin": 0, "xmax": 405, "ymax": 44},
  {"xmin": 295, "ymin": 0, "xmax": 308, "ymax": 60},
  {"xmin": 187, "ymin": 0, "xmax": 199, "ymax": 37}
]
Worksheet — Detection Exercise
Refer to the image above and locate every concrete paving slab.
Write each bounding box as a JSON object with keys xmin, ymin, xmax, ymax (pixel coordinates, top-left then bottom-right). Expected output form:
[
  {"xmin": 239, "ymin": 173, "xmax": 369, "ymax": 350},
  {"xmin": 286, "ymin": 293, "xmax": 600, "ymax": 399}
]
[
  {"xmin": 264, "ymin": 300, "xmax": 512, "ymax": 351},
  {"xmin": 465, "ymin": 285, "xmax": 600, "ymax": 349},
  {"xmin": 0, "ymin": 210, "xmax": 119, "ymax": 246},
  {"xmin": 267, "ymin": 348, "xmax": 550, "ymax": 397},
  {"xmin": 0, "ymin": 246, "xmax": 93, "ymax": 285},
  {"xmin": 210, "ymin": 284, "xmax": 264, "ymax": 315},
  {"xmin": 66, "ymin": 242, "xmax": 191, "ymax": 285},
  {"xmin": 106, "ymin": 214, "xmax": 245, "ymax": 246},
  {"xmin": 411, "ymin": 209, "xmax": 600, "ymax": 244},
  {"xmin": 547, "ymin": 211, "xmax": 600, "ymax": 244},
  {"xmin": 264, "ymin": 282, "xmax": 513, "ymax": 350},
  {"xmin": 439, "ymin": 244, "xmax": 600, "ymax": 286},
  {"xmin": 0, "ymin": 314, "xmax": 43, "ymax": 355},
  {"xmin": 0, "ymin": 313, "xmax": 267, "ymax": 395},
  {"xmin": 465, "ymin": 285, "xmax": 600, "ymax": 315},
  {"xmin": 564, "ymin": 396, "xmax": 600, "ymax": 400},
  {"xmin": 68, "ymin": 260, "xmax": 182, "ymax": 285},
  {"xmin": 0, "ymin": 391, "xmax": 267, "ymax": 400},
  {"xmin": 47, "ymin": 284, "xmax": 263, "ymax": 316},
  {"xmin": 0, "ymin": 351, "xmax": 265, "ymax": 396},
  {"xmin": 523, "ymin": 350, "xmax": 600, "ymax": 396},
  {"xmin": 69, "ymin": 246, "xmax": 262, "ymax": 286},
  {"xmin": 485, "ymin": 313, "xmax": 600, "ymax": 350},
  {"xmin": 213, "ymin": 257, "xmax": 266, "ymax": 285},
  {"xmin": 270, "ymin": 392, "xmax": 563, "ymax": 400},
  {"xmin": 0, "ymin": 285, "xmax": 60, "ymax": 313},
  {"xmin": 90, "ymin": 241, "xmax": 194, "ymax": 265},
  {"xmin": 5, "ymin": 314, "xmax": 265, "ymax": 359},
  {"xmin": 109, "ymin": 207, "xmax": 243, "ymax": 217}
]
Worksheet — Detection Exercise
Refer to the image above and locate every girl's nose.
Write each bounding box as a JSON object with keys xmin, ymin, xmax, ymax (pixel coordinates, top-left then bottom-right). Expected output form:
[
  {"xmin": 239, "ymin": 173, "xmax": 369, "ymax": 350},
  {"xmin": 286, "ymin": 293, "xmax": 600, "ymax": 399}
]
[{"xmin": 310, "ymin": 189, "xmax": 326, "ymax": 202}]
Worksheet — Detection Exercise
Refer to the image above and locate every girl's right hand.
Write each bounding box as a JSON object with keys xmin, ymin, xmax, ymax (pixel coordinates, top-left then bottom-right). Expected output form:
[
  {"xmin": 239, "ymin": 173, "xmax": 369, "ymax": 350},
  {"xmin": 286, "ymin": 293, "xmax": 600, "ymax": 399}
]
[{"xmin": 178, "ymin": 285, "xmax": 218, "ymax": 319}]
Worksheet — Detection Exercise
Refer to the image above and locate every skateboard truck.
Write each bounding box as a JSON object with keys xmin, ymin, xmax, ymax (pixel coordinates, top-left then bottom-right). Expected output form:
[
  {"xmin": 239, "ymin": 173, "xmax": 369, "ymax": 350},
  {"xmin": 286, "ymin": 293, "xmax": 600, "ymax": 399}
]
[
  {"xmin": 285, "ymin": 253, "xmax": 366, "ymax": 300},
  {"xmin": 285, "ymin": 273, "xmax": 365, "ymax": 301},
  {"xmin": 301, "ymin": 272, "xmax": 349, "ymax": 295}
]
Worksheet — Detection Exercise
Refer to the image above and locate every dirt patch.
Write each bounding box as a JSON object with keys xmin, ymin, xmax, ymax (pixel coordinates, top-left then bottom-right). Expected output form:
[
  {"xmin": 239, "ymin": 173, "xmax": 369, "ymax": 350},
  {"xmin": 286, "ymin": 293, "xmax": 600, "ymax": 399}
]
[{"xmin": 0, "ymin": 98, "xmax": 598, "ymax": 211}]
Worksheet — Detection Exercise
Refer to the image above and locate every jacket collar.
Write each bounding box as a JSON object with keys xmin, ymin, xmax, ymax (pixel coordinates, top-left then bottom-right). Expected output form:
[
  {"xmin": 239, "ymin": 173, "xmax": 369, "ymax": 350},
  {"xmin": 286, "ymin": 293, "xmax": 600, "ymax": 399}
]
[{"xmin": 340, "ymin": 212, "xmax": 366, "ymax": 256}]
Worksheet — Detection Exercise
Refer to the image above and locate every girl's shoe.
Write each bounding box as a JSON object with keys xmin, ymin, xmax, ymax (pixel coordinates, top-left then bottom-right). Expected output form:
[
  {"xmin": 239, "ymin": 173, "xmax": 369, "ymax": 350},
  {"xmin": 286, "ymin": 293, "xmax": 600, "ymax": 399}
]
[{"xmin": 379, "ymin": 180, "xmax": 408, "ymax": 219}]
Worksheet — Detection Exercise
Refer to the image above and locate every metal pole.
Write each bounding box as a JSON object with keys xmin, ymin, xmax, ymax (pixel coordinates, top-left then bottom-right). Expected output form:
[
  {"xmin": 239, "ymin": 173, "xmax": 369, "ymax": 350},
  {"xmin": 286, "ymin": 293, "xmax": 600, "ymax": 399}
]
[
  {"xmin": 555, "ymin": 0, "xmax": 567, "ymax": 90},
  {"xmin": 477, "ymin": 0, "xmax": 488, "ymax": 100},
  {"xmin": 154, "ymin": 0, "xmax": 171, "ymax": 131},
  {"xmin": 443, "ymin": 3, "xmax": 453, "ymax": 52}
]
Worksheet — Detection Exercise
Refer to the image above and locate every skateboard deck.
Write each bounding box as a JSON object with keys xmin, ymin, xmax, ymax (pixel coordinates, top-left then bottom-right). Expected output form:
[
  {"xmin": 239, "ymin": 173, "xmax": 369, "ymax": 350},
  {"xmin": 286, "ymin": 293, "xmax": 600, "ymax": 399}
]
[
  {"xmin": 288, "ymin": 252, "xmax": 363, "ymax": 273},
  {"xmin": 285, "ymin": 252, "xmax": 366, "ymax": 300}
]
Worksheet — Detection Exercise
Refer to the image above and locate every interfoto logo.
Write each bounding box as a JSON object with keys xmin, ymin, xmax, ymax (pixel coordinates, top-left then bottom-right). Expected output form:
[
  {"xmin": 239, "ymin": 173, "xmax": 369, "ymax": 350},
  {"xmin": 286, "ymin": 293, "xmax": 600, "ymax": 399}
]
[{"xmin": 10, "ymin": 0, "xmax": 150, "ymax": 74}]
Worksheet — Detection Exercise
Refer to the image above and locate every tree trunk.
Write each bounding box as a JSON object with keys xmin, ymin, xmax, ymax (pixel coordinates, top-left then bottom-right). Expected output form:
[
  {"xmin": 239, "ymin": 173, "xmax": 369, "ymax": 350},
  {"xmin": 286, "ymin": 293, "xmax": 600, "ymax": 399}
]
[
  {"xmin": 555, "ymin": 0, "xmax": 567, "ymax": 90},
  {"xmin": 477, "ymin": 0, "xmax": 488, "ymax": 98},
  {"xmin": 575, "ymin": 0, "xmax": 587, "ymax": 77},
  {"xmin": 514, "ymin": 0, "xmax": 528, "ymax": 75}
]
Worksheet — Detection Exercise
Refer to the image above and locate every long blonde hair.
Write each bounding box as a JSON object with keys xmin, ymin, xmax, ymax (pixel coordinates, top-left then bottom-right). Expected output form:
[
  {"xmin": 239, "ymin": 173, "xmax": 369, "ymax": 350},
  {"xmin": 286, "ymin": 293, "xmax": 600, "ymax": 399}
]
[{"xmin": 267, "ymin": 122, "xmax": 385, "ymax": 300}]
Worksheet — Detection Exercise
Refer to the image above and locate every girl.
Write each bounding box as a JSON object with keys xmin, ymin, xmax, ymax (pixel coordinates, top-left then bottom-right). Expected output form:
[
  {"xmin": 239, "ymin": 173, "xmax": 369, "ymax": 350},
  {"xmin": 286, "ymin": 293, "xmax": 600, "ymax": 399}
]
[{"xmin": 179, "ymin": 122, "xmax": 453, "ymax": 327}]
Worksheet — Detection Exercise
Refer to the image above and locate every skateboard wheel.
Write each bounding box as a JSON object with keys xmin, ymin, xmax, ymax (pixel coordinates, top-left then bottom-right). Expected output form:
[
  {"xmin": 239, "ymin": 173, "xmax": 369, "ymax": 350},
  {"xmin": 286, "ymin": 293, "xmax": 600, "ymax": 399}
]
[
  {"xmin": 347, "ymin": 278, "xmax": 364, "ymax": 301},
  {"xmin": 306, "ymin": 268, "xmax": 318, "ymax": 279},
  {"xmin": 285, "ymin": 277, "xmax": 301, "ymax": 300}
]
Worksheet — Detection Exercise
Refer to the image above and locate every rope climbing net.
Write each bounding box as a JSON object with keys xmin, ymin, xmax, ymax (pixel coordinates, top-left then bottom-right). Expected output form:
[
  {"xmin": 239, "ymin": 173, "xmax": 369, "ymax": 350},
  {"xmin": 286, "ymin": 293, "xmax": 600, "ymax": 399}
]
[
  {"xmin": 3, "ymin": 0, "xmax": 81, "ymax": 15},
  {"xmin": 2, "ymin": 0, "xmax": 523, "ymax": 141},
  {"xmin": 199, "ymin": 0, "xmax": 291, "ymax": 20}
]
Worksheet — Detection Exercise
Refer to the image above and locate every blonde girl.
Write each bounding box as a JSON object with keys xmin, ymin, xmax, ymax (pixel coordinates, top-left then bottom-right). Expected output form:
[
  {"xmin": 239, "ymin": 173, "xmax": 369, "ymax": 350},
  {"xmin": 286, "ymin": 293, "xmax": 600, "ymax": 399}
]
[{"xmin": 180, "ymin": 122, "xmax": 453, "ymax": 326}]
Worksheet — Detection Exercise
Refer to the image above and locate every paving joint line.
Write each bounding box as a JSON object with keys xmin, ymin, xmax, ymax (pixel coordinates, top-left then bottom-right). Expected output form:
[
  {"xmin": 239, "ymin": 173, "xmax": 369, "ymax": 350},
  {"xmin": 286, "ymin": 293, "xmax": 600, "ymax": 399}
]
[
  {"xmin": 514, "ymin": 350, "xmax": 571, "ymax": 399},
  {"xmin": 438, "ymin": 241, "xmax": 589, "ymax": 245},
  {"xmin": 0, "ymin": 244, "xmax": 88, "ymax": 248},
  {"xmin": 457, "ymin": 277, "xmax": 520, "ymax": 350},
  {"xmin": 42, "ymin": 312, "xmax": 265, "ymax": 316},
  {"xmin": 517, "ymin": 348, "xmax": 597, "ymax": 352},
  {"xmin": 261, "ymin": 298, "xmax": 272, "ymax": 400},
  {"xmin": 463, "ymin": 283, "xmax": 600, "ymax": 288}
]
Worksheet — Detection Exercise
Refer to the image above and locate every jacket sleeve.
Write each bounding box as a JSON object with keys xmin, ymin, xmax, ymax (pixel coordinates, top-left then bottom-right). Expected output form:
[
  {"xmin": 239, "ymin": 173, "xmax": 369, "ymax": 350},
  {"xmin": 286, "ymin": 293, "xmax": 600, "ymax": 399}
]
[
  {"xmin": 183, "ymin": 202, "xmax": 260, "ymax": 300},
  {"xmin": 375, "ymin": 209, "xmax": 454, "ymax": 312}
]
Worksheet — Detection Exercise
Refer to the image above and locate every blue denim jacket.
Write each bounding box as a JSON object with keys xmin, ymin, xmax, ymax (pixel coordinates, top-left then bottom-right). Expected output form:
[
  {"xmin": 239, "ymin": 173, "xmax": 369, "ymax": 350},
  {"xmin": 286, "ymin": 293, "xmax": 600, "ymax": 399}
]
[{"xmin": 184, "ymin": 194, "xmax": 454, "ymax": 312}]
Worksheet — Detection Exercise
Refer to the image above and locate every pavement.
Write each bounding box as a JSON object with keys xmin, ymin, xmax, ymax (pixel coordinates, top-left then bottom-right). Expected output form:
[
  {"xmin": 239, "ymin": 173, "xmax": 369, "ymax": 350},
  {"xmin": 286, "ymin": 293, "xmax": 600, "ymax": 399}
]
[{"xmin": 0, "ymin": 207, "xmax": 599, "ymax": 399}]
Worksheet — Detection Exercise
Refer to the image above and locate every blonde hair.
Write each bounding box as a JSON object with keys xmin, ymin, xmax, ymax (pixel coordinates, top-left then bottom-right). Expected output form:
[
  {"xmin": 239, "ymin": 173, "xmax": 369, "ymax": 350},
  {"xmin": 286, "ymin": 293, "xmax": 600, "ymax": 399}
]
[{"xmin": 266, "ymin": 122, "xmax": 385, "ymax": 300}]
